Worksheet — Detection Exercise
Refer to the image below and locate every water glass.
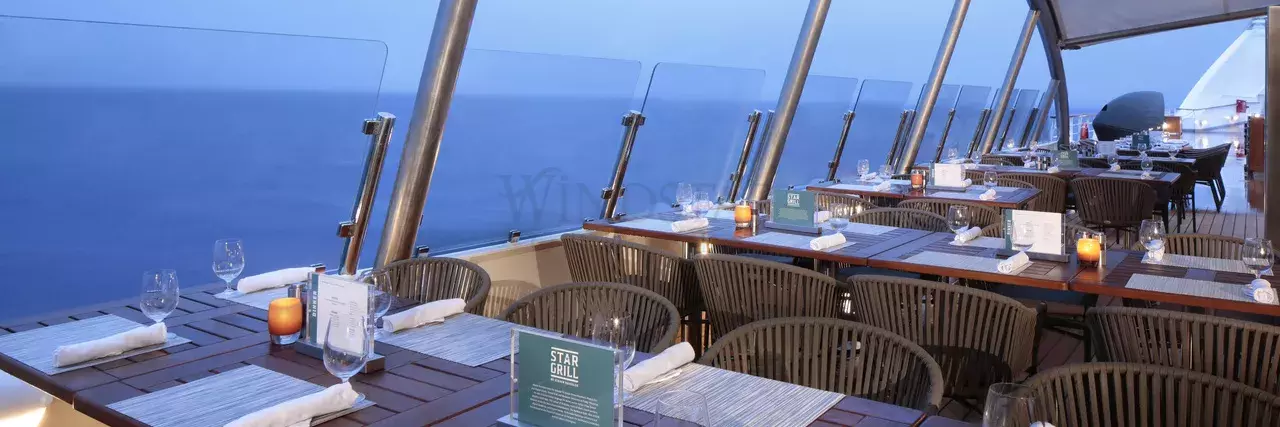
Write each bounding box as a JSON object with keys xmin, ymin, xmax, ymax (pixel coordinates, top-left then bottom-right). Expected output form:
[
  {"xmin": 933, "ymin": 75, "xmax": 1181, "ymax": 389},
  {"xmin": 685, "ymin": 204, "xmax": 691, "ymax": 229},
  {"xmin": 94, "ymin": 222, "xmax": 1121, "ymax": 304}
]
[
  {"xmin": 655, "ymin": 390, "xmax": 710, "ymax": 427},
  {"xmin": 878, "ymin": 163, "xmax": 892, "ymax": 180},
  {"xmin": 1140, "ymin": 156, "xmax": 1154, "ymax": 175},
  {"xmin": 140, "ymin": 270, "xmax": 180, "ymax": 324},
  {"xmin": 828, "ymin": 203, "xmax": 851, "ymax": 231},
  {"xmin": 1138, "ymin": 219, "xmax": 1166, "ymax": 254},
  {"xmin": 323, "ymin": 316, "xmax": 372, "ymax": 383},
  {"xmin": 1243, "ymin": 238, "xmax": 1274, "ymax": 279},
  {"xmin": 971, "ymin": 151, "xmax": 983, "ymax": 164},
  {"xmin": 947, "ymin": 205, "xmax": 970, "ymax": 234},
  {"xmin": 692, "ymin": 191, "xmax": 712, "ymax": 218},
  {"xmin": 947, "ymin": 147, "xmax": 959, "ymax": 162},
  {"xmin": 1012, "ymin": 223, "xmax": 1035, "ymax": 252},
  {"xmin": 362, "ymin": 270, "xmax": 394, "ymax": 338},
  {"xmin": 983, "ymin": 383, "xmax": 1036, "ymax": 427},
  {"xmin": 590, "ymin": 314, "xmax": 636, "ymax": 404},
  {"xmin": 856, "ymin": 159, "xmax": 870, "ymax": 179},
  {"xmin": 984, "ymin": 171, "xmax": 998, "ymax": 188},
  {"xmin": 213, "ymin": 238, "xmax": 245, "ymax": 297},
  {"xmin": 676, "ymin": 183, "xmax": 695, "ymax": 215}
]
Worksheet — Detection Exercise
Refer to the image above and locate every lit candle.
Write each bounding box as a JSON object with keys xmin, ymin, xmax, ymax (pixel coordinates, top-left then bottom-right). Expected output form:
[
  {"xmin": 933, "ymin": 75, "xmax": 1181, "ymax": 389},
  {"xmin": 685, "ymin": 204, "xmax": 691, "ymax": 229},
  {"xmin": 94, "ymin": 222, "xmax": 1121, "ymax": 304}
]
[
  {"xmin": 268, "ymin": 297, "xmax": 302, "ymax": 344},
  {"xmin": 734, "ymin": 201, "xmax": 753, "ymax": 228},
  {"xmin": 1077, "ymin": 237, "xmax": 1102, "ymax": 264},
  {"xmin": 910, "ymin": 171, "xmax": 925, "ymax": 189}
]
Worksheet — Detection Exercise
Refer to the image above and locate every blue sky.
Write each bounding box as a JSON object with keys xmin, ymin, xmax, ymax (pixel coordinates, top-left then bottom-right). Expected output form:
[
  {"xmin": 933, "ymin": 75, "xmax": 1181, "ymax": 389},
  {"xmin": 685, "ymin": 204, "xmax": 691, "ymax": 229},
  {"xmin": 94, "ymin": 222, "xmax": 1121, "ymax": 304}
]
[{"xmin": 0, "ymin": 0, "xmax": 1248, "ymax": 110}]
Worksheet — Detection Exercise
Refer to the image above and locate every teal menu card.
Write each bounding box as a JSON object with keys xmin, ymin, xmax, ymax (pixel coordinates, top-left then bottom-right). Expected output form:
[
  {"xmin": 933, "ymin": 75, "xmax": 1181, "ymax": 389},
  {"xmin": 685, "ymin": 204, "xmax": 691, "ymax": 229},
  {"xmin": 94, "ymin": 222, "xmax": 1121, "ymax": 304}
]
[
  {"xmin": 1132, "ymin": 132, "xmax": 1151, "ymax": 151},
  {"xmin": 1054, "ymin": 150, "xmax": 1079, "ymax": 168},
  {"xmin": 770, "ymin": 187, "xmax": 816, "ymax": 228},
  {"xmin": 513, "ymin": 330, "xmax": 618, "ymax": 427}
]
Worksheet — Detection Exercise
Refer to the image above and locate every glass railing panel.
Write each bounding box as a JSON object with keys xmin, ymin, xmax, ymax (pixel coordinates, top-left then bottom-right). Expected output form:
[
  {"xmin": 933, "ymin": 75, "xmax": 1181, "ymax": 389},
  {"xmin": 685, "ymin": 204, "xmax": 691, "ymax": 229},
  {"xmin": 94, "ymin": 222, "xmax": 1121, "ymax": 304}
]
[
  {"xmin": 1004, "ymin": 89, "xmax": 1041, "ymax": 147},
  {"xmin": 944, "ymin": 85, "xmax": 993, "ymax": 156},
  {"xmin": 771, "ymin": 75, "xmax": 859, "ymax": 188},
  {"xmin": 911, "ymin": 84, "xmax": 961, "ymax": 165},
  {"xmin": 0, "ymin": 17, "xmax": 387, "ymax": 318},
  {"xmin": 622, "ymin": 63, "xmax": 766, "ymax": 213},
  {"xmin": 837, "ymin": 79, "xmax": 913, "ymax": 178},
  {"xmin": 415, "ymin": 50, "xmax": 642, "ymax": 252},
  {"xmin": 991, "ymin": 89, "xmax": 1022, "ymax": 151}
]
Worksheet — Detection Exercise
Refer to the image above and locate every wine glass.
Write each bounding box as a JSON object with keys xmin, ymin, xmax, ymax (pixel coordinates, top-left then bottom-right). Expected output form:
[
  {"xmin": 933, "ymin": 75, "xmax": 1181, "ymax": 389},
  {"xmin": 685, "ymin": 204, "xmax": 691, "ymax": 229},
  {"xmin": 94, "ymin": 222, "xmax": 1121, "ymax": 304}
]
[
  {"xmin": 140, "ymin": 270, "xmax": 180, "ymax": 324},
  {"xmin": 1138, "ymin": 219, "xmax": 1166, "ymax": 256},
  {"xmin": 1012, "ymin": 223, "xmax": 1035, "ymax": 252},
  {"xmin": 878, "ymin": 163, "xmax": 892, "ymax": 180},
  {"xmin": 947, "ymin": 147, "xmax": 959, "ymax": 163},
  {"xmin": 1105, "ymin": 154, "xmax": 1118, "ymax": 169},
  {"xmin": 856, "ymin": 159, "xmax": 870, "ymax": 180},
  {"xmin": 591, "ymin": 313, "xmax": 636, "ymax": 405},
  {"xmin": 983, "ymin": 383, "xmax": 1035, "ymax": 427},
  {"xmin": 676, "ymin": 183, "xmax": 694, "ymax": 216},
  {"xmin": 323, "ymin": 316, "xmax": 372, "ymax": 383},
  {"xmin": 361, "ymin": 270, "xmax": 394, "ymax": 339},
  {"xmin": 970, "ymin": 151, "xmax": 983, "ymax": 164},
  {"xmin": 213, "ymin": 239, "xmax": 245, "ymax": 297},
  {"xmin": 984, "ymin": 171, "xmax": 998, "ymax": 188},
  {"xmin": 947, "ymin": 206, "xmax": 970, "ymax": 235},
  {"xmin": 1004, "ymin": 139, "xmax": 1017, "ymax": 152},
  {"xmin": 1140, "ymin": 156, "xmax": 1154, "ymax": 176},
  {"xmin": 1243, "ymin": 238, "xmax": 1274, "ymax": 280},
  {"xmin": 692, "ymin": 191, "xmax": 712, "ymax": 218},
  {"xmin": 828, "ymin": 203, "xmax": 850, "ymax": 232},
  {"xmin": 655, "ymin": 390, "xmax": 710, "ymax": 427}
]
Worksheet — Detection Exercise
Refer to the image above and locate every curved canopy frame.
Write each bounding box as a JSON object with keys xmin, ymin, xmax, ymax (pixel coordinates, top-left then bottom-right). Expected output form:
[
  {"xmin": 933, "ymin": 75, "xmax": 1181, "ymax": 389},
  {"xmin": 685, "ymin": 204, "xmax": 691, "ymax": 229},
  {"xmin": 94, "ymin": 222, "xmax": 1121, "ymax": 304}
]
[{"xmin": 1046, "ymin": 0, "xmax": 1274, "ymax": 48}]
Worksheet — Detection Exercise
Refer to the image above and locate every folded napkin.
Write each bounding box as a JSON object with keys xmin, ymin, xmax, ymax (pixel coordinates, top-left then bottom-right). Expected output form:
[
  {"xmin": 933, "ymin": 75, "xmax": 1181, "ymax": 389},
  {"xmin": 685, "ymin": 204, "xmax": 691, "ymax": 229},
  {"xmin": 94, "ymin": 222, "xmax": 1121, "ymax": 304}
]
[
  {"xmin": 623, "ymin": 342, "xmax": 694, "ymax": 393},
  {"xmin": 238, "ymin": 267, "xmax": 314, "ymax": 294},
  {"xmin": 952, "ymin": 227, "xmax": 981, "ymax": 244},
  {"xmin": 1140, "ymin": 172, "xmax": 1153, "ymax": 179},
  {"xmin": 813, "ymin": 211, "xmax": 832, "ymax": 224},
  {"xmin": 225, "ymin": 382, "xmax": 359, "ymax": 427},
  {"xmin": 962, "ymin": 178, "xmax": 973, "ymax": 187},
  {"xmin": 670, "ymin": 218, "xmax": 709, "ymax": 232},
  {"xmin": 1254, "ymin": 288, "xmax": 1278, "ymax": 305},
  {"xmin": 1109, "ymin": 163, "xmax": 1121, "ymax": 172},
  {"xmin": 382, "ymin": 298, "xmax": 466, "ymax": 333},
  {"xmin": 978, "ymin": 188, "xmax": 998, "ymax": 201},
  {"xmin": 873, "ymin": 181, "xmax": 892, "ymax": 191},
  {"xmin": 1248, "ymin": 278, "xmax": 1271, "ymax": 292},
  {"xmin": 53, "ymin": 323, "xmax": 167, "ymax": 367},
  {"xmin": 1046, "ymin": 166, "xmax": 1060, "ymax": 173},
  {"xmin": 809, "ymin": 233, "xmax": 847, "ymax": 251},
  {"xmin": 997, "ymin": 251, "xmax": 1031, "ymax": 274},
  {"xmin": 859, "ymin": 172, "xmax": 878, "ymax": 181}
]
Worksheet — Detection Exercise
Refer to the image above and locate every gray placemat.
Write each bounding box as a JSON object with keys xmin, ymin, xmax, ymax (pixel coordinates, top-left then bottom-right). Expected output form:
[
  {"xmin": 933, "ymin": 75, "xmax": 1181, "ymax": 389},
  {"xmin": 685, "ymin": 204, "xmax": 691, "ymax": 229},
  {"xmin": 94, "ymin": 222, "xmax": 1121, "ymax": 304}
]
[
  {"xmin": 741, "ymin": 232, "xmax": 854, "ymax": 252},
  {"xmin": 0, "ymin": 315, "xmax": 192, "ymax": 375},
  {"xmin": 626, "ymin": 363, "xmax": 844, "ymax": 426},
  {"xmin": 1125, "ymin": 274, "xmax": 1260, "ymax": 303},
  {"xmin": 903, "ymin": 251, "xmax": 1031, "ymax": 275},
  {"xmin": 840, "ymin": 222, "xmax": 895, "ymax": 236},
  {"xmin": 217, "ymin": 286, "xmax": 290, "ymax": 310},
  {"xmin": 614, "ymin": 218, "xmax": 710, "ymax": 234},
  {"xmin": 108, "ymin": 365, "xmax": 373, "ymax": 427},
  {"xmin": 950, "ymin": 236, "xmax": 1006, "ymax": 249},
  {"xmin": 377, "ymin": 313, "xmax": 537, "ymax": 367},
  {"xmin": 1098, "ymin": 172, "xmax": 1161, "ymax": 179},
  {"xmin": 1142, "ymin": 253, "xmax": 1271, "ymax": 276}
]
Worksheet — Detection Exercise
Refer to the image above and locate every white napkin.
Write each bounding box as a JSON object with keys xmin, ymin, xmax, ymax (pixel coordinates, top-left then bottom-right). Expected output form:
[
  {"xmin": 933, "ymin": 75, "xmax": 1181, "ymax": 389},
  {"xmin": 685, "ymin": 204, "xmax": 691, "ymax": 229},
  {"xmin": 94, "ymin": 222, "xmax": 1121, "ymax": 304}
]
[
  {"xmin": 952, "ymin": 227, "xmax": 981, "ymax": 244},
  {"xmin": 225, "ymin": 382, "xmax": 359, "ymax": 427},
  {"xmin": 813, "ymin": 211, "xmax": 832, "ymax": 224},
  {"xmin": 859, "ymin": 172, "xmax": 878, "ymax": 181},
  {"xmin": 962, "ymin": 178, "xmax": 973, "ymax": 187},
  {"xmin": 1047, "ymin": 166, "xmax": 1061, "ymax": 173},
  {"xmin": 1109, "ymin": 163, "xmax": 1121, "ymax": 172},
  {"xmin": 670, "ymin": 218, "xmax": 709, "ymax": 232},
  {"xmin": 979, "ymin": 188, "xmax": 998, "ymax": 201},
  {"xmin": 809, "ymin": 233, "xmax": 847, "ymax": 251},
  {"xmin": 238, "ymin": 267, "xmax": 314, "ymax": 294},
  {"xmin": 1030, "ymin": 422, "xmax": 1057, "ymax": 427},
  {"xmin": 53, "ymin": 323, "xmax": 168, "ymax": 367},
  {"xmin": 623, "ymin": 342, "xmax": 694, "ymax": 393},
  {"xmin": 997, "ymin": 251, "xmax": 1031, "ymax": 274},
  {"xmin": 382, "ymin": 298, "xmax": 466, "ymax": 333},
  {"xmin": 873, "ymin": 181, "xmax": 892, "ymax": 191},
  {"xmin": 1140, "ymin": 172, "xmax": 1153, "ymax": 179},
  {"xmin": 1253, "ymin": 288, "xmax": 1278, "ymax": 305}
]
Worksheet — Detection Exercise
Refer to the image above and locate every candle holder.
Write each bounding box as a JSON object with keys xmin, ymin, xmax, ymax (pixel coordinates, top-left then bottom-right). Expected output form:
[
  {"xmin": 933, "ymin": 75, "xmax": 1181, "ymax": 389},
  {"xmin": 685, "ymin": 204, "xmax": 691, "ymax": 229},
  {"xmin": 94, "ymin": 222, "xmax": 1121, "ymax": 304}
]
[
  {"xmin": 1075, "ymin": 230, "xmax": 1104, "ymax": 268},
  {"xmin": 734, "ymin": 199, "xmax": 753, "ymax": 229},
  {"xmin": 268, "ymin": 297, "xmax": 303, "ymax": 345},
  {"xmin": 910, "ymin": 170, "xmax": 925, "ymax": 190}
]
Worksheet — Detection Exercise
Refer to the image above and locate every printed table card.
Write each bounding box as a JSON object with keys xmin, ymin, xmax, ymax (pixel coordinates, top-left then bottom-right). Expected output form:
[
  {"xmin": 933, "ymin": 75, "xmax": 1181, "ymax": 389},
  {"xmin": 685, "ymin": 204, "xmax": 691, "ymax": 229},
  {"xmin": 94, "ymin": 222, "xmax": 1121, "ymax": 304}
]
[
  {"xmin": 770, "ymin": 188, "xmax": 816, "ymax": 228},
  {"xmin": 506, "ymin": 330, "xmax": 620, "ymax": 427},
  {"xmin": 1003, "ymin": 210, "xmax": 1065, "ymax": 256},
  {"xmin": 932, "ymin": 163, "xmax": 966, "ymax": 188},
  {"xmin": 305, "ymin": 273, "xmax": 370, "ymax": 350},
  {"xmin": 1096, "ymin": 141, "xmax": 1117, "ymax": 157},
  {"xmin": 1054, "ymin": 150, "xmax": 1079, "ymax": 168}
]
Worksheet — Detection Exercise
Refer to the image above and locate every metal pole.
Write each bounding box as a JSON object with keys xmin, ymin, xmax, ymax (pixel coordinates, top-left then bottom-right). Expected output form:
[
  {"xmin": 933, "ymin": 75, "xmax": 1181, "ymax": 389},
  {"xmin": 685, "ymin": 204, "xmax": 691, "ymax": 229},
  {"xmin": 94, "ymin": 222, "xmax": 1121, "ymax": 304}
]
[
  {"xmin": 728, "ymin": 110, "xmax": 763, "ymax": 201},
  {"xmin": 979, "ymin": 10, "xmax": 1039, "ymax": 154},
  {"xmin": 745, "ymin": 0, "xmax": 832, "ymax": 202},
  {"xmin": 741, "ymin": 110, "xmax": 776, "ymax": 195},
  {"xmin": 932, "ymin": 109, "xmax": 958, "ymax": 162},
  {"xmin": 1265, "ymin": 6, "xmax": 1280, "ymax": 244},
  {"xmin": 338, "ymin": 113, "xmax": 395, "ymax": 276},
  {"xmin": 373, "ymin": 0, "xmax": 478, "ymax": 267},
  {"xmin": 897, "ymin": 0, "xmax": 972, "ymax": 174},
  {"xmin": 1031, "ymin": 79, "xmax": 1060, "ymax": 143},
  {"xmin": 885, "ymin": 110, "xmax": 912, "ymax": 168},
  {"xmin": 601, "ymin": 111, "xmax": 645, "ymax": 219},
  {"xmin": 893, "ymin": 110, "xmax": 918, "ymax": 169},
  {"xmin": 1018, "ymin": 107, "xmax": 1039, "ymax": 147},
  {"xmin": 825, "ymin": 110, "xmax": 856, "ymax": 181},
  {"xmin": 967, "ymin": 108, "xmax": 991, "ymax": 157}
]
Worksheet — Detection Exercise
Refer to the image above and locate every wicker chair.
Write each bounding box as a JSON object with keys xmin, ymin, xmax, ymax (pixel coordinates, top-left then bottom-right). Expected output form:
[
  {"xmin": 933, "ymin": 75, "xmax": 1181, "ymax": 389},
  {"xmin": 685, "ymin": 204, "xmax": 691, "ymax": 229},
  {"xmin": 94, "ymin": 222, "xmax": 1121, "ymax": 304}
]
[
  {"xmin": 1024, "ymin": 363, "xmax": 1280, "ymax": 426},
  {"xmin": 1078, "ymin": 157, "xmax": 1110, "ymax": 169},
  {"xmin": 500, "ymin": 282, "xmax": 679, "ymax": 353},
  {"xmin": 1180, "ymin": 145, "xmax": 1231, "ymax": 211},
  {"xmin": 850, "ymin": 208, "xmax": 949, "ymax": 232},
  {"xmin": 815, "ymin": 192, "xmax": 878, "ymax": 213},
  {"xmin": 560, "ymin": 234, "xmax": 700, "ymax": 317},
  {"xmin": 692, "ymin": 254, "xmax": 844, "ymax": 344},
  {"xmin": 1070, "ymin": 177, "xmax": 1155, "ymax": 245},
  {"xmin": 375, "ymin": 257, "xmax": 492, "ymax": 314},
  {"xmin": 1153, "ymin": 162, "xmax": 1198, "ymax": 231},
  {"xmin": 1125, "ymin": 233, "xmax": 1244, "ymax": 259},
  {"xmin": 849, "ymin": 276, "xmax": 1040, "ymax": 400},
  {"xmin": 1001, "ymin": 173, "xmax": 1067, "ymax": 213},
  {"xmin": 1087, "ymin": 306, "xmax": 1280, "ymax": 395},
  {"xmin": 700, "ymin": 317, "xmax": 944, "ymax": 412},
  {"xmin": 896, "ymin": 199, "xmax": 1002, "ymax": 228}
]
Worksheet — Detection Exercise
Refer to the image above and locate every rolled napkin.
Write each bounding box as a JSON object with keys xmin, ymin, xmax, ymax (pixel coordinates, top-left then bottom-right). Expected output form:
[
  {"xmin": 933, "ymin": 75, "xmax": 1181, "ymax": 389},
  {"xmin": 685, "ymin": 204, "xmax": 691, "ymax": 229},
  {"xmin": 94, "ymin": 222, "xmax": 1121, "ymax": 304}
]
[
  {"xmin": 1254, "ymin": 288, "xmax": 1278, "ymax": 305},
  {"xmin": 1046, "ymin": 166, "xmax": 1061, "ymax": 173},
  {"xmin": 53, "ymin": 323, "xmax": 167, "ymax": 367},
  {"xmin": 382, "ymin": 298, "xmax": 466, "ymax": 332},
  {"xmin": 809, "ymin": 232, "xmax": 847, "ymax": 251},
  {"xmin": 813, "ymin": 210, "xmax": 832, "ymax": 224},
  {"xmin": 873, "ymin": 180, "xmax": 892, "ymax": 191},
  {"xmin": 1030, "ymin": 422, "xmax": 1057, "ymax": 427},
  {"xmin": 962, "ymin": 178, "xmax": 973, "ymax": 187},
  {"xmin": 225, "ymin": 382, "xmax": 359, "ymax": 427},
  {"xmin": 670, "ymin": 218, "xmax": 709, "ymax": 232},
  {"xmin": 623, "ymin": 342, "xmax": 694, "ymax": 393},
  {"xmin": 859, "ymin": 172, "xmax": 878, "ymax": 181},
  {"xmin": 952, "ymin": 227, "xmax": 981, "ymax": 244},
  {"xmin": 997, "ymin": 251, "xmax": 1031, "ymax": 274},
  {"xmin": 238, "ymin": 267, "xmax": 315, "ymax": 294},
  {"xmin": 1248, "ymin": 278, "xmax": 1271, "ymax": 293},
  {"xmin": 1109, "ymin": 163, "xmax": 1121, "ymax": 172},
  {"xmin": 1140, "ymin": 172, "xmax": 1153, "ymax": 179},
  {"xmin": 978, "ymin": 188, "xmax": 998, "ymax": 201}
]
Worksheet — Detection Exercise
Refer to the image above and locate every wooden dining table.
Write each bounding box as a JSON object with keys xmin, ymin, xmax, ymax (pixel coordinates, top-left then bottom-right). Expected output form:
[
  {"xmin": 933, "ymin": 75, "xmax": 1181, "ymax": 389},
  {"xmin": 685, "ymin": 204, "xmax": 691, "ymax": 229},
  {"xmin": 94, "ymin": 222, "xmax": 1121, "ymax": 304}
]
[
  {"xmin": 1072, "ymin": 249, "xmax": 1280, "ymax": 317},
  {"xmin": 805, "ymin": 181, "xmax": 1040, "ymax": 210}
]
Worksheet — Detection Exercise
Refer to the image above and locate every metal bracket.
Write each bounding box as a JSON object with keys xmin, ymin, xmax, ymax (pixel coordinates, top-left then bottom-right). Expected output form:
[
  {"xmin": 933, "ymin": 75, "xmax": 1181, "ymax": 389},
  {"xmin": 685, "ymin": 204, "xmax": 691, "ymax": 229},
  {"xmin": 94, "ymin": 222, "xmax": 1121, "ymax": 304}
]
[
  {"xmin": 413, "ymin": 246, "xmax": 430, "ymax": 259},
  {"xmin": 599, "ymin": 187, "xmax": 626, "ymax": 200},
  {"xmin": 361, "ymin": 118, "xmax": 381, "ymax": 135},
  {"xmin": 337, "ymin": 221, "xmax": 355, "ymax": 238},
  {"xmin": 508, "ymin": 230, "xmax": 521, "ymax": 244}
]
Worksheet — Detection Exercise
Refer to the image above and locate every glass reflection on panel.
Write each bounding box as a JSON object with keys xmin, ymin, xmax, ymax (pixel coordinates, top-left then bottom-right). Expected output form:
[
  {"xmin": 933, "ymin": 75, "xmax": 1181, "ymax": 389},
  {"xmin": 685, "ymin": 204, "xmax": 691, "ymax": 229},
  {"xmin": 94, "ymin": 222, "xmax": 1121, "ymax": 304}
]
[
  {"xmin": 771, "ymin": 75, "xmax": 859, "ymax": 190},
  {"xmin": 838, "ymin": 80, "xmax": 913, "ymax": 178},
  {"xmin": 944, "ymin": 85, "xmax": 993, "ymax": 157},
  {"xmin": 912, "ymin": 84, "xmax": 961, "ymax": 166},
  {"xmin": 1003, "ymin": 89, "xmax": 1040, "ymax": 147}
]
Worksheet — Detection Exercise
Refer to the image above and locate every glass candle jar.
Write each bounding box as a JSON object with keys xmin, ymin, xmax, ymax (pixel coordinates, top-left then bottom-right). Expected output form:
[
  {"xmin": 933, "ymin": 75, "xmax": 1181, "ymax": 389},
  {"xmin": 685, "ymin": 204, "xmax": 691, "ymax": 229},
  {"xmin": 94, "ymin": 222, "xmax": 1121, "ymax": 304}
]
[
  {"xmin": 910, "ymin": 170, "xmax": 925, "ymax": 190},
  {"xmin": 734, "ymin": 200, "xmax": 753, "ymax": 228},
  {"xmin": 268, "ymin": 297, "xmax": 303, "ymax": 344},
  {"xmin": 1076, "ymin": 232, "xmax": 1104, "ymax": 267}
]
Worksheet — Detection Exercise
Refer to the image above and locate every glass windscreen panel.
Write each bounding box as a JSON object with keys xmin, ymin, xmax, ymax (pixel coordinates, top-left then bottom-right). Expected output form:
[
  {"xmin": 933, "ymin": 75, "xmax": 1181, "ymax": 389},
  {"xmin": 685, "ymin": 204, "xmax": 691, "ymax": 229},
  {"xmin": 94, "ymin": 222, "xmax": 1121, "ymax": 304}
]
[
  {"xmin": 837, "ymin": 79, "xmax": 913, "ymax": 178},
  {"xmin": 622, "ymin": 63, "xmax": 765, "ymax": 213},
  {"xmin": 992, "ymin": 89, "xmax": 1022, "ymax": 151},
  {"xmin": 1003, "ymin": 89, "xmax": 1040, "ymax": 148},
  {"xmin": 0, "ymin": 17, "xmax": 387, "ymax": 318},
  {"xmin": 771, "ymin": 76, "xmax": 859, "ymax": 189},
  {"xmin": 417, "ymin": 50, "xmax": 642, "ymax": 251},
  {"xmin": 911, "ymin": 84, "xmax": 961, "ymax": 165},
  {"xmin": 944, "ymin": 85, "xmax": 993, "ymax": 157}
]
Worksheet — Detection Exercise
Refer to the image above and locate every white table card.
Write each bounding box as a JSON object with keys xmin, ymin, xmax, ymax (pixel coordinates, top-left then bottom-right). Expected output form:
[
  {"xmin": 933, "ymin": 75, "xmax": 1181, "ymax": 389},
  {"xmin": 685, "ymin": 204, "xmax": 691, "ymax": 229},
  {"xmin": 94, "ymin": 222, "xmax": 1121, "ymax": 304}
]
[
  {"xmin": 1096, "ymin": 141, "xmax": 1117, "ymax": 157},
  {"xmin": 1003, "ymin": 210, "xmax": 1064, "ymax": 256},
  {"xmin": 306, "ymin": 274, "xmax": 369, "ymax": 350},
  {"xmin": 932, "ymin": 163, "xmax": 966, "ymax": 188}
]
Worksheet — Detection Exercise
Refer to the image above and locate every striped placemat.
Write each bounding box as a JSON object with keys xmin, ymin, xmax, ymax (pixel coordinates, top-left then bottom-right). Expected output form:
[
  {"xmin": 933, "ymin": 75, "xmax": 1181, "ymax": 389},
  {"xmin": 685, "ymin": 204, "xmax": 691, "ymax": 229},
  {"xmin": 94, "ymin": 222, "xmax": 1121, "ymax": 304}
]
[
  {"xmin": 0, "ymin": 315, "xmax": 192, "ymax": 375},
  {"xmin": 1098, "ymin": 172, "xmax": 1162, "ymax": 179},
  {"xmin": 903, "ymin": 251, "xmax": 1031, "ymax": 275},
  {"xmin": 1125, "ymin": 274, "xmax": 1256, "ymax": 303},
  {"xmin": 108, "ymin": 365, "xmax": 373, "ymax": 427},
  {"xmin": 614, "ymin": 218, "xmax": 710, "ymax": 234},
  {"xmin": 626, "ymin": 363, "xmax": 843, "ymax": 426},
  {"xmin": 951, "ymin": 236, "xmax": 1006, "ymax": 249},
  {"xmin": 217, "ymin": 286, "xmax": 290, "ymax": 310},
  {"xmin": 741, "ymin": 232, "xmax": 852, "ymax": 252},
  {"xmin": 840, "ymin": 222, "xmax": 896, "ymax": 236},
  {"xmin": 1142, "ymin": 253, "xmax": 1271, "ymax": 276},
  {"xmin": 377, "ymin": 313, "xmax": 537, "ymax": 367}
]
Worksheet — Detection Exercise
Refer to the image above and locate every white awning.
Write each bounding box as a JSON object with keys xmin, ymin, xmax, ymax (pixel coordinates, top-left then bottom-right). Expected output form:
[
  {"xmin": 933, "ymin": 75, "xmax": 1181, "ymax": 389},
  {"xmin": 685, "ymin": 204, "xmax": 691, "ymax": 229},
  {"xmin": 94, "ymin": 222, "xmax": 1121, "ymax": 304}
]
[{"xmin": 1047, "ymin": 0, "xmax": 1276, "ymax": 47}]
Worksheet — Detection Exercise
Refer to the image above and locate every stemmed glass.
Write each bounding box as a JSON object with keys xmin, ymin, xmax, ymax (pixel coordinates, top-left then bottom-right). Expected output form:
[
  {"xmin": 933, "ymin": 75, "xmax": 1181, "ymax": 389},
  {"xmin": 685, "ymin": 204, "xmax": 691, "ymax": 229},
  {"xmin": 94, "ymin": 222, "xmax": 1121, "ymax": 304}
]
[
  {"xmin": 1243, "ymin": 238, "xmax": 1274, "ymax": 280},
  {"xmin": 1139, "ymin": 219, "xmax": 1166, "ymax": 258},
  {"xmin": 676, "ymin": 183, "xmax": 694, "ymax": 216},
  {"xmin": 655, "ymin": 390, "xmax": 710, "ymax": 427},
  {"xmin": 878, "ymin": 163, "xmax": 892, "ymax": 181},
  {"xmin": 140, "ymin": 270, "xmax": 180, "ymax": 324},
  {"xmin": 828, "ymin": 203, "xmax": 850, "ymax": 232},
  {"xmin": 323, "ymin": 316, "xmax": 372, "ymax": 384},
  {"xmin": 947, "ymin": 147, "xmax": 959, "ymax": 163},
  {"xmin": 983, "ymin": 383, "xmax": 1035, "ymax": 427},
  {"xmin": 1140, "ymin": 155, "xmax": 1154, "ymax": 176},
  {"xmin": 213, "ymin": 239, "xmax": 245, "ymax": 297},
  {"xmin": 947, "ymin": 206, "xmax": 970, "ymax": 235},
  {"xmin": 984, "ymin": 171, "xmax": 998, "ymax": 189},
  {"xmin": 591, "ymin": 313, "xmax": 636, "ymax": 405},
  {"xmin": 970, "ymin": 151, "xmax": 983, "ymax": 164},
  {"xmin": 361, "ymin": 270, "xmax": 394, "ymax": 339},
  {"xmin": 1012, "ymin": 223, "xmax": 1035, "ymax": 252},
  {"xmin": 856, "ymin": 159, "xmax": 870, "ymax": 180},
  {"xmin": 692, "ymin": 191, "xmax": 712, "ymax": 218}
]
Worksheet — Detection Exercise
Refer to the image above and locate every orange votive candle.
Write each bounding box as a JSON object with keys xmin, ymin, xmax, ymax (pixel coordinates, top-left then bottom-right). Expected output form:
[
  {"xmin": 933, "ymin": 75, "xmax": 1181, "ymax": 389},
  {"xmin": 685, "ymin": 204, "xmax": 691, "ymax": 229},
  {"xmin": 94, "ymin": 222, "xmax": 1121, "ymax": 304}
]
[
  {"xmin": 1077, "ymin": 238, "xmax": 1101, "ymax": 263},
  {"xmin": 734, "ymin": 203, "xmax": 752, "ymax": 225},
  {"xmin": 268, "ymin": 297, "xmax": 303, "ymax": 336}
]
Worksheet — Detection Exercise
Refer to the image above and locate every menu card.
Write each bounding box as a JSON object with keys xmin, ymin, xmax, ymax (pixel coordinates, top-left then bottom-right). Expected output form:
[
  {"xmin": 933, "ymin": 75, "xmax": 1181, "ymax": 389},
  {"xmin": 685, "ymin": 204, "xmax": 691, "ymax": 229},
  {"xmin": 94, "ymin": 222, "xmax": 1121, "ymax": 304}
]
[
  {"xmin": 1096, "ymin": 141, "xmax": 1117, "ymax": 157},
  {"xmin": 1054, "ymin": 150, "xmax": 1079, "ymax": 168},
  {"xmin": 1132, "ymin": 132, "xmax": 1152, "ymax": 151},
  {"xmin": 932, "ymin": 163, "xmax": 966, "ymax": 188},
  {"xmin": 305, "ymin": 273, "xmax": 369, "ymax": 350},
  {"xmin": 509, "ymin": 329, "xmax": 618, "ymax": 426},
  {"xmin": 1003, "ymin": 210, "xmax": 1064, "ymax": 256},
  {"xmin": 770, "ymin": 187, "xmax": 816, "ymax": 228}
]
